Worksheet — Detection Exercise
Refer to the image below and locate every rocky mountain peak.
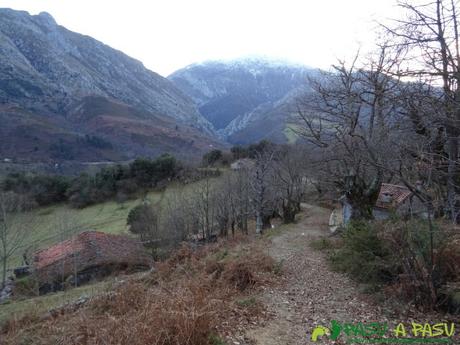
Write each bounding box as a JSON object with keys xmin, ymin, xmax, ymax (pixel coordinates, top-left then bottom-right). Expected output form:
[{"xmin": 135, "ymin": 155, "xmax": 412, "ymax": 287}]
[
  {"xmin": 36, "ymin": 11, "xmax": 57, "ymax": 27},
  {"xmin": 0, "ymin": 8, "xmax": 220, "ymax": 162},
  {"xmin": 169, "ymin": 58, "xmax": 315, "ymax": 136}
]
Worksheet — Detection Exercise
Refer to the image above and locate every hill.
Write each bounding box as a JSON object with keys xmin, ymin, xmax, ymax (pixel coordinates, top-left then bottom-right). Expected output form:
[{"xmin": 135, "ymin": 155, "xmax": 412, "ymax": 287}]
[
  {"xmin": 169, "ymin": 57, "xmax": 316, "ymax": 144},
  {"xmin": 0, "ymin": 9, "xmax": 220, "ymax": 162}
]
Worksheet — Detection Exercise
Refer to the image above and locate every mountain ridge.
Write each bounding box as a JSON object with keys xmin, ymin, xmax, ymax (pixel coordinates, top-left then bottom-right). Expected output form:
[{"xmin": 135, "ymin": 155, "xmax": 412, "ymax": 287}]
[
  {"xmin": 0, "ymin": 8, "xmax": 221, "ymax": 162},
  {"xmin": 168, "ymin": 58, "xmax": 316, "ymax": 143}
]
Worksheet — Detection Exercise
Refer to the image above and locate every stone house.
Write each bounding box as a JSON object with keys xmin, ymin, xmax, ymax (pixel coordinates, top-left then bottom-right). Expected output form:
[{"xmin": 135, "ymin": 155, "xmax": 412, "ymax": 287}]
[
  {"xmin": 373, "ymin": 183, "xmax": 427, "ymax": 220},
  {"xmin": 33, "ymin": 231, "xmax": 151, "ymax": 294},
  {"xmin": 230, "ymin": 158, "xmax": 255, "ymax": 171},
  {"xmin": 330, "ymin": 183, "xmax": 427, "ymax": 232}
]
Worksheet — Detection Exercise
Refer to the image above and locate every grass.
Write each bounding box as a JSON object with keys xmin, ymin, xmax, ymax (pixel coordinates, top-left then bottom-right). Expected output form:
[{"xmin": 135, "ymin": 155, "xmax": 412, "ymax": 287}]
[
  {"xmin": 209, "ymin": 334, "xmax": 228, "ymax": 345},
  {"xmin": 283, "ymin": 123, "xmax": 300, "ymax": 144},
  {"xmin": 2, "ymin": 239, "xmax": 276, "ymax": 344},
  {"xmin": 309, "ymin": 237, "xmax": 335, "ymax": 251},
  {"xmin": 263, "ymin": 223, "xmax": 290, "ymax": 238},
  {"xmin": 3, "ymin": 175, "xmax": 224, "ymax": 280},
  {"xmin": 0, "ymin": 279, "xmax": 111, "ymax": 325},
  {"xmin": 235, "ymin": 296, "xmax": 257, "ymax": 307},
  {"xmin": 5, "ymin": 197, "xmax": 141, "ymax": 272}
]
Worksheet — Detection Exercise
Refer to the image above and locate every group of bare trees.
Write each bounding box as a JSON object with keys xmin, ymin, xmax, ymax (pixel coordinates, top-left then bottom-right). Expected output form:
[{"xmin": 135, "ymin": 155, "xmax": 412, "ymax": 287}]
[
  {"xmin": 297, "ymin": 0, "xmax": 460, "ymax": 224},
  {"xmin": 388, "ymin": 0, "xmax": 460, "ymax": 222},
  {"xmin": 128, "ymin": 145, "xmax": 310, "ymax": 252},
  {"xmin": 181, "ymin": 148, "xmax": 308, "ymax": 238},
  {"xmin": 297, "ymin": 47, "xmax": 395, "ymax": 219},
  {"xmin": 292, "ymin": 1, "xmax": 460, "ymax": 310}
]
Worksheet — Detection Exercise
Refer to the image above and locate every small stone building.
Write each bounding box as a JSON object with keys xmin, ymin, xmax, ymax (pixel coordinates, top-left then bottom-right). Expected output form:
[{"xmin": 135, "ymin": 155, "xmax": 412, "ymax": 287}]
[
  {"xmin": 373, "ymin": 183, "xmax": 426, "ymax": 220},
  {"xmin": 330, "ymin": 183, "xmax": 427, "ymax": 232},
  {"xmin": 230, "ymin": 158, "xmax": 255, "ymax": 171},
  {"xmin": 34, "ymin": 231, "xmax": 151, "ymax": 293}
]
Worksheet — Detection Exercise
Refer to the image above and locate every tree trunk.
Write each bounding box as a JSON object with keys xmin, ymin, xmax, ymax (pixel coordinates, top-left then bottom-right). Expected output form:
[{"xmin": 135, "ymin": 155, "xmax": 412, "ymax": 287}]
[
  {"xmin": 262, "ymin": 214, "xmax": 272, "ymax": 229},
  {"xmin": 343, "ymin": 171, "xmax": 382, "ymax": 222},
  {"xmin": 1, "ymin": 256, "xmax": 6, "ymax": 289},
  {"xmin": 447, "ymin": 128, "xmax": 460, "ymax": 222},
  {"xmin": 256, "ymin": 211, "xmax": 263, "ymax": 234},
  {"xmin": 282, "ymin": 201, "xmax": 297, "ymax": 223}
]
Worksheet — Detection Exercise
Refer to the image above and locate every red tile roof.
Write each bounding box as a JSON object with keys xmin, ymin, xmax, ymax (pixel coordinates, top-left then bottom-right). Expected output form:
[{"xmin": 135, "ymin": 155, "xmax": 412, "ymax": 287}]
[
  {"xmin": 375, "ymin": 183, "xmax": 412, "ymax": 210},
  {"xmin": 34, "ymin": 231, "xmax": 151, "ymax": 283}
]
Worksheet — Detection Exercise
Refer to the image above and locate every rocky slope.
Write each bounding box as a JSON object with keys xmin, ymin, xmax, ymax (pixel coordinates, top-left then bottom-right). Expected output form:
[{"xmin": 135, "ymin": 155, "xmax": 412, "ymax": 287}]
[
  {"xmin": 0, "ymin": 9, "xmax": 219, "ymax": 162},
  {"xmin": 223, "ymin": 88, "xmax": 308, "ymax": 145},
  {"xmin": 169, "ymin": 58, "xmax": 316, "ymax": 144}
]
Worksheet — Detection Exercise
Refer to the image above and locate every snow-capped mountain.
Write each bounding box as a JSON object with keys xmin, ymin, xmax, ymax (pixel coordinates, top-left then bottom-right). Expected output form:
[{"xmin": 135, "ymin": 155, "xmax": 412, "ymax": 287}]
[{"xmin": 169, "ymin": 57, "xmax": 318, "ymax": 143}]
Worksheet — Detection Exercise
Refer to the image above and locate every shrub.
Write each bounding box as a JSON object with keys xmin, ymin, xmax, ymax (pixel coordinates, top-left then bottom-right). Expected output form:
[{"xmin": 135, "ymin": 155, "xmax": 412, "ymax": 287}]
[
  {"xmin": 2, "ymin": 240, "xmax": 275, "ymax": 344},
  {"xmin": 127, "ymin": 204, "xmax": 161, "ymax": 237},
  {"xmin": 329, "ymin": 221, "xmax": 393, "ymax": 286},
  {"xmin": 1, "ymin": 173, "xmax": 70, "ymax": 206},
  {"xmin": 310, "ymin": 237, "xmax": 335, "ymax": 251},
  {"xmin": 130, "ymin": 154, "xmax": 178, "ymax": 188},
  {"xmin": 202, "ymin": 149, "xmax": 223, "ymax": 166},
  {"xmin": 329, "ymin": 218, "xmax": 460, "ymax": 313},
  {"xmin": 12, "ymin": 276, "xmax": 38, "ymax": 298},
  {"xmin": 380, "ymin": 219, "xmax": 459, "ymax": 311}
]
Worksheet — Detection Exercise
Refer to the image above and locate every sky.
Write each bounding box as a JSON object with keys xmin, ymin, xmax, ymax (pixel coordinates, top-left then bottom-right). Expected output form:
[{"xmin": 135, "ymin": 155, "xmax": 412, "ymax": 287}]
[{"xmin": 0, "ymin": 0, "xmax": 403, "ymax": 76}]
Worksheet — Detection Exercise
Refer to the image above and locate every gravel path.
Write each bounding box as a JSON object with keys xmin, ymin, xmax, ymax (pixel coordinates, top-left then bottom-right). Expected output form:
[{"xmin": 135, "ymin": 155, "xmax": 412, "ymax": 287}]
[{"xmin": 243, "ymin": 204, "xmax": 458, "ymax": 345}]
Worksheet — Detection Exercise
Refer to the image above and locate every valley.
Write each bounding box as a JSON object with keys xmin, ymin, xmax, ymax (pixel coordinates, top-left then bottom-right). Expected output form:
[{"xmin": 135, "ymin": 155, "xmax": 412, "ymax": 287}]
[{"xmin": 1, "ymin": 2, "xmax": 460, "ymax": 345}]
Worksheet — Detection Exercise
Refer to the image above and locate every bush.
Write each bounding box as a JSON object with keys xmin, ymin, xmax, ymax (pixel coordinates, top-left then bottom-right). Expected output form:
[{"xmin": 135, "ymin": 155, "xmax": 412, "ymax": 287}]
[
  {"xmin": 310, "ymin": 238, "xmax": 335, "ymax": 251},
  {"xmin": 130, "ymin": 154, "xmax": 178, "ymax": 188},
  {"xmin": 127, "ymin": 204, "xmax": 159, "ymax": 236},
  {"xmin": 380, "ymin": 219, "xmax": 459, "ymax": 311},
  {"xmin": 329, "ymin": 221, "xmax": 393, "ymax": 286},
  {"xmin": 13, "ymin": 276, "xmax": 38, "ymax": 298},
  {"xmin": 1, "ymin": 173, "xmax": 70, "ymax": 206},
  {"xmin": 2, "ymin": 240, "xmax": 276, "ymax": 344},
  {"xmin": 202, "ymin": 149, "xmax": 223, "ymax": 166},
  {"xmin": 127, "ymin": 202, "xmax": 188, "ymax": 259},
  {"xmin": 329, "ymin": 218, "xmax": 460, "ymax": 313},
  {"xmin": 66, "ymin": 156, "xmax": 179, "ymax": 208}
]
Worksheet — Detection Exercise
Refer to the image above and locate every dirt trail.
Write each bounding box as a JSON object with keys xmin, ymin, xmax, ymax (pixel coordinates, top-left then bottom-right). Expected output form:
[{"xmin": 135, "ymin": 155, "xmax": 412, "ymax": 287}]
[{"xmin": 243, "ymin": 204, "xmax": 391, "ymax": 345}]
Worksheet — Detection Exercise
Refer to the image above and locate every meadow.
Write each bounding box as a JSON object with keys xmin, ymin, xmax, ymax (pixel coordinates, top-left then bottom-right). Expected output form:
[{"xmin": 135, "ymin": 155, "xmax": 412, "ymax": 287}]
[{"xmin": 3, "ymin": 174, "xmax": 224, "ymax": 277}]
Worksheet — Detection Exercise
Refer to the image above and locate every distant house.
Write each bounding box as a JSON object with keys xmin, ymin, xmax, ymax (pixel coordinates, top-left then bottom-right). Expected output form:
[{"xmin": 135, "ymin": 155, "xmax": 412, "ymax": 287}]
[
  {"xmin": 330, "ymin": 183, "xmax": 427, "ymax": 232},
  {"xmin": 373, "ymin": 183, "xmax": 426, "ymax": 220},
  {"xmin": 33, "ymin": 231, "xmax": 151, "ymax": 294},
  {"xmin": 230, "ymin": 158, "xmax": 255, "ymax": 171}
]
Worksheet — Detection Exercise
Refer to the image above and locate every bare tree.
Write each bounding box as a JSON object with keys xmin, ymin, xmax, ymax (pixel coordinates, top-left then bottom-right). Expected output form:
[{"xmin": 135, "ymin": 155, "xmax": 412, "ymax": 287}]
[
  {"xmin": 271, "ymin": 145, "xmax": 308, "ymax": 223},
  {"xmin": 190, "ymin": 171, "xmax": 217, "ymax": 240},
  {"xmin": 384, "ymin": 0, "xmax": 460, "ymax": 221},
  {"xmin": 233, "ymin": 168, "xmax": 251, "ymax": 234},
  {"xmin": 297, "ymin": 47, "xmax": 401, "ymax": 221},
  {"xmin": 250, "ymin": 149, "xmax": 276, "ymax": 234},
  {"xmin": 0, "ymin": 192, "xmax": 34, "ymax": 288},
  {"xmin": 162, "ymin": 190, "xmax": 197, "ymax": 241}
]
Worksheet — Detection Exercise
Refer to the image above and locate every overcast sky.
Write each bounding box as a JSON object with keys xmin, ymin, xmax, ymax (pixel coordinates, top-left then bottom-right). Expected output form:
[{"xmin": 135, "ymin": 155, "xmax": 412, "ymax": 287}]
[{"xmin": 0, "ymin": 0, "xmax": 402, "ymax": 76}]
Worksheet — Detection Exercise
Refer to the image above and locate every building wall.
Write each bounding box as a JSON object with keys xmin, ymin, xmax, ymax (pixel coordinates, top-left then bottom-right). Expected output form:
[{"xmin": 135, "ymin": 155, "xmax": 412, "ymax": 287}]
[
  {"xmin": 373, "ymin": 196, "xmax": 430, "ymax": 220},
  {"xmin": 373, "ymin": 208, "xmax": 390, "ymax": 220}
]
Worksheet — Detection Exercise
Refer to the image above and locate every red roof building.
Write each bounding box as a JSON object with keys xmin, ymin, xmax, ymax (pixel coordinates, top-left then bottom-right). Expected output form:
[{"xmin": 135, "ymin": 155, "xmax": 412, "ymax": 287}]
[
  {"xmin": 373, "ymin": 183, "xmax": 428, "ymax": 220},
  {"xmin": 34, "ymin": 231, "xmax": 151, "ymax": 290},
  {"xmin": 375, "ymin": 183, "xmax": 413, "ymax": 210}
]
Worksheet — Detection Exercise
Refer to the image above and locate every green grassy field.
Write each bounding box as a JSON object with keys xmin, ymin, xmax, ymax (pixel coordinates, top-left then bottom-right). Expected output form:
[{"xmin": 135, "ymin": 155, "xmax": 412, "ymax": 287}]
[
  {"xmin": 6, "ymin": 194, "xmax": 145, "ymax": 271},
  {"xmin": 0, "ymin": 279, "xmax": 112, "ymax": 324},
  {"xmin": 3, "ymin": 175, "xmax": 225, "ymax": 276},
  {"xmin": 0, "ymin": 173, "xmax": 227, "ymax": 324}
]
